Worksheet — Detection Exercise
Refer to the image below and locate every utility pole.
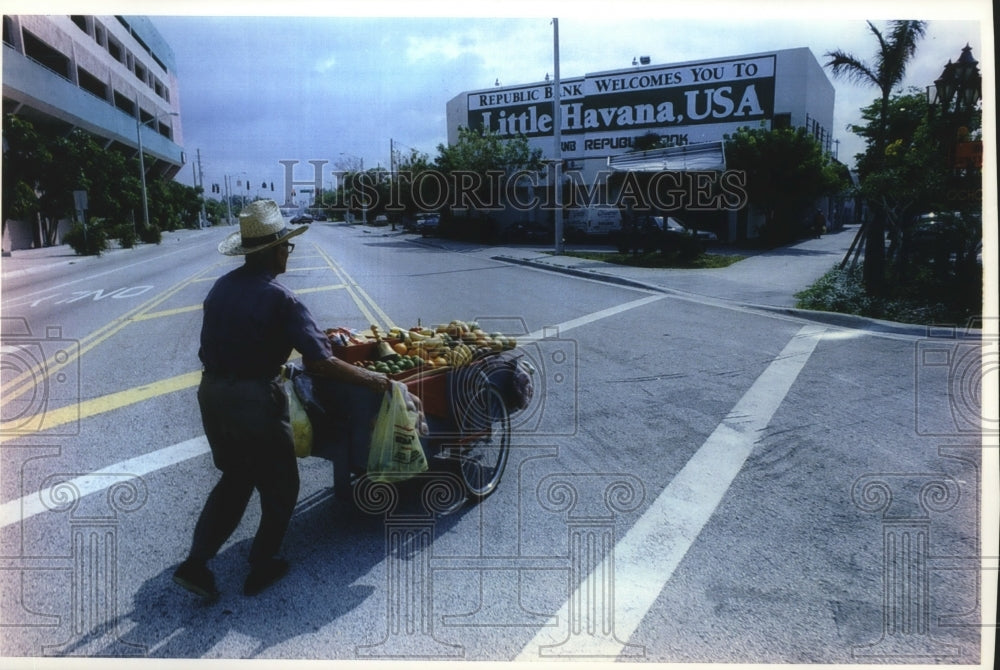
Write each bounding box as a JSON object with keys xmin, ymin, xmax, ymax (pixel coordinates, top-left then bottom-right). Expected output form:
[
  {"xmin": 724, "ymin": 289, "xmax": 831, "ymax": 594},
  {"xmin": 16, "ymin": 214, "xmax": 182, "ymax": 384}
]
[
  {"xmin": 224, "ymin": 175, "xmax": 233, "ymax": 224},
  {"xmin": 389, "ymin": 139, "xmax": 396, "ymax": 229},
  {"xmin": 196, "ymin": 149, "xmax": 208, "ymax": 227},
  {"xmin": 552, "ymin": 17, "xmax": 564, "ymax": 254}
]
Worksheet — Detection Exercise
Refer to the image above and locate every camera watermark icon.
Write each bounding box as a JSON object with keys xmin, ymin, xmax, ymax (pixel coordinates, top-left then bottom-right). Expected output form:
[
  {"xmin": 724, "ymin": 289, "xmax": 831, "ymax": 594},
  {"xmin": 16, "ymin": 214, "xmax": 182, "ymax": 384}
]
[
  {"xmin": 1, "ymin": 317, "xmax": 81, "ymax": 436},
  {"xmin": 914, "ymin": 320, "xmax": 998, "ymax": 437},
  {"xmin": 457, "ymin": 317, "xmax": 578, "ymax": 437}
]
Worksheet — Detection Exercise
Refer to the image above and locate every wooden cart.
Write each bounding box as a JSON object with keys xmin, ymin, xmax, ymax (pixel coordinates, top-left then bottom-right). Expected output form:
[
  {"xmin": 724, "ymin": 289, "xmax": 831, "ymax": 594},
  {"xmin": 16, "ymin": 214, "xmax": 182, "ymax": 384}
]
[{"xmin": 285, "ymin": 341, "xmax": 533, "ymax": 508}]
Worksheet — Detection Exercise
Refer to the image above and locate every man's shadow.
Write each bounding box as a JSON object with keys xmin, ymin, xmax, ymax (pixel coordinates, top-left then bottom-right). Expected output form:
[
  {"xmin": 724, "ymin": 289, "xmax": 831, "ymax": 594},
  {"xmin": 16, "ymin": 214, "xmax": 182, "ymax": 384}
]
[{"xmin": 65, "ymin": 476, "xmax": 470, "ymax": 658}]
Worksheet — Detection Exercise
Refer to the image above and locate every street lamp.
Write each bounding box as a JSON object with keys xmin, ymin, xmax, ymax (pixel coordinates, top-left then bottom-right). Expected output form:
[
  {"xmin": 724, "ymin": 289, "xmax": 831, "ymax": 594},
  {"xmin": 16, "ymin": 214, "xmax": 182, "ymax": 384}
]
[
  {"xmin": 928, "ymin": 44, "xmax": 981, "ymax": 119},
  {"xmin": 136, "ymin": 107, "xmax": 179, "ymax": 229},
  {"xmin": 927, "ymin": 44, "xmax": 982, "ymax": 172}
]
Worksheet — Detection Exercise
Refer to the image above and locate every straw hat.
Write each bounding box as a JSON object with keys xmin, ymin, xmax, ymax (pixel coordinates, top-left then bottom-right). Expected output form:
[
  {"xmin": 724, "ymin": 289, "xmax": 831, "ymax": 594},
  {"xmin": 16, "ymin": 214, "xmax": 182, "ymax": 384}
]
[{"xmin": 218, "ymin": 199, "xmax": 308, "ymax": 256}]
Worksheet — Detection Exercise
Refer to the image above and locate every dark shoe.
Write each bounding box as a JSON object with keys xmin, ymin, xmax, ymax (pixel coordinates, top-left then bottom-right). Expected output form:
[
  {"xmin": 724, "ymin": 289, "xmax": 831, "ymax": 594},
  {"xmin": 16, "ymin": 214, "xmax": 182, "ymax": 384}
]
[
  {"xmin": 173, "ymin": 560, "xmax": 220, "ymax": 600},
  {"xmin": 243, "ymin": 557, "xmax": 289, "ymax": 596}
]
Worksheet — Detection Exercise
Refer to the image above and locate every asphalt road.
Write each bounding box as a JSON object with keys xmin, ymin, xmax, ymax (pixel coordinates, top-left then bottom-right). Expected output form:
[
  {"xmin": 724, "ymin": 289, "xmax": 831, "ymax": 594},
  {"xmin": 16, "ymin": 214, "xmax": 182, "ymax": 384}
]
[{"xmin": 0, "ymin": 222, "xmax": 992, "ymax": 664}]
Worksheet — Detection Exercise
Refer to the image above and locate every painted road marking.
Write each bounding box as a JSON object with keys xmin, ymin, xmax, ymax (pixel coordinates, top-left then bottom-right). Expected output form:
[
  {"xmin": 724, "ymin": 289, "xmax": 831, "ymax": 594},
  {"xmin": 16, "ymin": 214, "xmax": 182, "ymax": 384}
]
[
  {"xmin": 0, "ymin": 238, "xmax": 215, "ymax": 299},
  {"xmin": 1, "ymin": 262, "xmax": 221, "ymax": 404},
  {"xmin": 0, "ymin": 435, "xmax": 209, "ymax": 529},
  {"xmin": 515, "ymin": 324, "xmax": 826, "ymax": 659},
  {"xmin": 1, "ymin": 370, "xmax": 203, "ymax": 435},
  {"xmin": 1, "ymin": 294, "xmax": 668, "ymax": 523},
  {"xmin": 1, "ymin": 250, "xmax": 346, "ymax": 431},
  {"xmin": 314, "ymin": 244, "xmax": 397, "ymax": 332}
]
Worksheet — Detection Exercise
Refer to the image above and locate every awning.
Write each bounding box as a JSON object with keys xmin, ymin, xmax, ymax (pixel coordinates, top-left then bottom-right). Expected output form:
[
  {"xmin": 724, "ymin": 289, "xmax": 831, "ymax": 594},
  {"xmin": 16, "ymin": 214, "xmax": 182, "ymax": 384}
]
[{"xmin": 607, "ymin": 140, "xmax": 726, "ymax": 172}]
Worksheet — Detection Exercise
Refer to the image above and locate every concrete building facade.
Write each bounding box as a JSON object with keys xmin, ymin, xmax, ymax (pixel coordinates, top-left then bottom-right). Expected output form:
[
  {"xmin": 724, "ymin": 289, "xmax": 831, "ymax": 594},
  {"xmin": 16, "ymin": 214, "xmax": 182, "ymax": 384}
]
[{"xmin": 3, "ymin": 14, "xmax": 185, "ymax": 250}]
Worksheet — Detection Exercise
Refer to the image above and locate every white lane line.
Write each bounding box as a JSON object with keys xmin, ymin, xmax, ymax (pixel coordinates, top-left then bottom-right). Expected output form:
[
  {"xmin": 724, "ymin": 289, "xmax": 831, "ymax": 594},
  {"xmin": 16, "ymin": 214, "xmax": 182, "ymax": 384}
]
[
  {"xmin": 0, "ymin": 436, "xmax": 209, "ymax": 529},
  {"xmin": 525, "ymin": 294, "xmax": 666, "ymax": 340},
  {"xmin": 516, "ymin": 324, "xmax": 827, "ymax": 659},
  {"xmin": 0, "ymin": 295, "xmax": 666, "ymax": 529}
]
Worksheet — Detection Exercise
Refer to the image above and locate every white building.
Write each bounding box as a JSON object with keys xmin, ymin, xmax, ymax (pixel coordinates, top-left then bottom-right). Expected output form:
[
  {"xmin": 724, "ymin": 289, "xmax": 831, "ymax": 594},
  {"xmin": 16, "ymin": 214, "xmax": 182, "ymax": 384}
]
[
  {"xmin": 3, "ymin": 14, "xmax": 185, "ymax": 250},
  {"xmin": 447, "ymin": 47, "xmax": 835, "ymax": 240}
]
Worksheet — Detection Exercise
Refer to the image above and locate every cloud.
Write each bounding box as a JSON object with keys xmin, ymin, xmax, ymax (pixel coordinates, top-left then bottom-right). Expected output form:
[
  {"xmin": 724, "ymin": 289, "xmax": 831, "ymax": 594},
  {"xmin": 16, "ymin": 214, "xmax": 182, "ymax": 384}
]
[
  {"xmin": 144, "ymin": 11, "xmax": 987, "ymax": 191},
  {"xmin": 314, "ymin": 54, "xmax": 338, "ymax": 73}
]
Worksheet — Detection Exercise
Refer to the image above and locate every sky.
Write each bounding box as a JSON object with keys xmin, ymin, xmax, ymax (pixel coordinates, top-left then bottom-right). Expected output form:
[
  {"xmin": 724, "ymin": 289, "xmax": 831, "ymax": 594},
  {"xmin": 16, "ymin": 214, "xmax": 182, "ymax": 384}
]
[{"xmin": 14, "ymin": 2, "xmax": 995, "ymax": 203}]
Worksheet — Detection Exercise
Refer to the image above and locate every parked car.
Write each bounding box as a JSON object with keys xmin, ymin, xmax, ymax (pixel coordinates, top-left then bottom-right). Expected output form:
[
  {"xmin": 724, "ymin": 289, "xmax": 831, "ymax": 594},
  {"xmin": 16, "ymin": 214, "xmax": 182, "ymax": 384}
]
[
  {"xmin": 290, "ymin": 213, "xmax": 313, "ymax": 224},
  {"xmin": 503, "ymin": 221, "xmax": 552, "ymax": 244},
  {"xmin": 659, "ymin": 215, "xmax": 717, "ymax": 241},
  {"xmin": 372, "ymin": 214, "xmax": 390, "ymax": 226},
  {"xmin": 612, "ymin": 214, "xmax": 706, "ymax": 257},
  {"xmin": 414, "ymin": 213, "xmax": 440, "ymax": 236}
]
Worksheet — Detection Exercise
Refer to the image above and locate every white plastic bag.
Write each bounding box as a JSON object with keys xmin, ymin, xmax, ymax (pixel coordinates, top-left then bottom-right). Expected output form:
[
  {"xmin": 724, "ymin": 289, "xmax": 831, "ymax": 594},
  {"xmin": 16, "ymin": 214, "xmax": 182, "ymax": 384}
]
[{"xmin": 367, "ymin": 381, "xmax": 428, "ymax": 482}]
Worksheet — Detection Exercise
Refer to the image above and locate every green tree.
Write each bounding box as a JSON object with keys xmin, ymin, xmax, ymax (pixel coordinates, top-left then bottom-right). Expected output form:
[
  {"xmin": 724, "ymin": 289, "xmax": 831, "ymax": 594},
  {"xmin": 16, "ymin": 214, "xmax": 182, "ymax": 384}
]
[
  {"xmin": 3, "ymin": 114, "xmax": 200, "ymax": 251},
  {"xmin": 2, "ymin": 114, "xmax": 50, "ymax": 246},
  {"xmin": 391, "ymin": 147, "xmax": 438, "ymax": 217},
  {"xmin": 825, "ymin": 20, "xmax": 928, "ymax": 294},
  {"xmin": 723, "ymin": 126, "xmax": 845, "ymax": 245},
  {"xmin": 435, "ymin": 126, "xmax": 544, "ymax": 175},
  {"xmin": 433, "ymin": 126, "xmax": 544, "ymax": 240},
  {"xmin": 849, "ymin": 91, "xmax": 944, "ymax": 262}
]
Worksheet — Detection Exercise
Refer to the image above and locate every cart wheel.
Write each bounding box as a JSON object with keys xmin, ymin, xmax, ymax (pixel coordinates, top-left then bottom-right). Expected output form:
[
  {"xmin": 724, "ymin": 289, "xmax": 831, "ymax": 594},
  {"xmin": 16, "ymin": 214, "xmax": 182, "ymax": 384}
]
[{"xmin": 448, "ymin": 383, "xmax": 510, "ymax": 502}]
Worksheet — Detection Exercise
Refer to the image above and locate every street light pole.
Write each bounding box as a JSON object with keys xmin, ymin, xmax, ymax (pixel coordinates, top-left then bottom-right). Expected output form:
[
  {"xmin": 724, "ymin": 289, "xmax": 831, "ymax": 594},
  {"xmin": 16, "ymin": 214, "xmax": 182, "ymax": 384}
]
[
  {"xmin": 552, "ymin": 17, "xmax": 563, "ymax": 254},
  {"xmin": 135, "ymin": 101, "xmax": 178, "ymax": 230}
]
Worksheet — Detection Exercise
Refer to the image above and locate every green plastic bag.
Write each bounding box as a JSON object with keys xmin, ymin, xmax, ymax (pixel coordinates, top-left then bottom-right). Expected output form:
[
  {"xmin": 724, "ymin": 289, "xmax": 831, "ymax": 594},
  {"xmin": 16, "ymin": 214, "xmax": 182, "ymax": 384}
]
[{"xmin": 367, "ymin": 381, "xmax": 428, "ymax": 482}]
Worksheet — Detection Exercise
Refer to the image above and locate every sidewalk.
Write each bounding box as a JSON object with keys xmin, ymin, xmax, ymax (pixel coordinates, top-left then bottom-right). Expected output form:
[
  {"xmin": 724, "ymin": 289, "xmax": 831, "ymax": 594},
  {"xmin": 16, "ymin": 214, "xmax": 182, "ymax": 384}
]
[
  {"xmin": 493, "ymin": 225, "xmax": 859, "ymax": 308},
  {"xmin": 0, "ymin": 227, "xmax": 218, "ymax": 282},
  {"xmin": 478, "ymin": 225, "xmax": 934, "ymax": 338}
]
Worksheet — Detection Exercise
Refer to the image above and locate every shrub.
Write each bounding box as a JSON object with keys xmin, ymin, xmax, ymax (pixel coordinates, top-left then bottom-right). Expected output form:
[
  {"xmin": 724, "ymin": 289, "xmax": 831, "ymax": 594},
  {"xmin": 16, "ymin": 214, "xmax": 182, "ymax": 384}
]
[
  {"xmin": 114, "ymin": 222, "xmax": 138, "ymax": 249},
  {"xmin": 795, "ymin": 264, "xmax": 873, "ymax": 314},
  {"xmin": 139, "ymin": 223, "xmax": 162, "ymax": 245},
  {"xmin": 795, "ymin": 264, "xmax": 977, "ymax": 325},
  {"xmin": 63, "ymin": 220, "xmax": 108, "ymax": 256}
]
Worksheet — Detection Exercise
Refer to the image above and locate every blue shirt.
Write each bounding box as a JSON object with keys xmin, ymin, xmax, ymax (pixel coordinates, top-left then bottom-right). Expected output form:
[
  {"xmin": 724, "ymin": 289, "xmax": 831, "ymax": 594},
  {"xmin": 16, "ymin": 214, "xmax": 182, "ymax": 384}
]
[{"xmin": 199, "ymin": 264, "xmax": 331, "ymax": 378}]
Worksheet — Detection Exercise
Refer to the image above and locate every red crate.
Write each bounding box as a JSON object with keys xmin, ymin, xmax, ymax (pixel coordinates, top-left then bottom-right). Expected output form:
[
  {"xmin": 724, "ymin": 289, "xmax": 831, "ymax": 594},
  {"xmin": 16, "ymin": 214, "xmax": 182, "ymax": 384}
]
[{"xmin": 330, "ymin": 341, "xmax": 378, "ymax": 363}]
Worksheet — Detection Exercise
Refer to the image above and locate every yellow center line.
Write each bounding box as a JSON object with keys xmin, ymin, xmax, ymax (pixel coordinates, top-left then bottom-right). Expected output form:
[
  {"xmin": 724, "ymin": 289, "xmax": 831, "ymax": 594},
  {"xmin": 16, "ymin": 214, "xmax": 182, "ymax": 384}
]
[
  {"xmin": 313, "ymin": 243, "xmax": 397, "ymax": 331},
  {"xmin": 1, "ymin": 370, "xmax": 202, "ymax": 435},
  {"xmin": 2, "ymin": 242, "xmax": 396, "ymax": 437},
  {"xmin": 285, "ymin": 265, "xmax": 334, "ymax": 272},
  {"xmin": 0, "ymin": 352, "xmax": 306, "ymax": 439},
  {"xmin": 294, "ymin": 284, "xmax": 348, "ymax": 295},
  {"xmin": 129, "ymin": 284, "xmax": 348, "ymax": 322},
  {"xmin": 1, "ymin": 261, "xmax": 223, "ymax": 402},
  {"xmin": 131, "ymin": 305, "xmax": 203, "ymax": 321}
]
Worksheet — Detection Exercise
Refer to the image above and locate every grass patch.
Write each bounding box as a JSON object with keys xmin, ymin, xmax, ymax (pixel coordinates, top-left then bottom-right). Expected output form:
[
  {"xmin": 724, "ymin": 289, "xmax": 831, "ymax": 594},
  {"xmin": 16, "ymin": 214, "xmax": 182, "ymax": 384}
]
[{"xmin": 556, "ymin": 250, "xmax": 745, "ymax": 269}]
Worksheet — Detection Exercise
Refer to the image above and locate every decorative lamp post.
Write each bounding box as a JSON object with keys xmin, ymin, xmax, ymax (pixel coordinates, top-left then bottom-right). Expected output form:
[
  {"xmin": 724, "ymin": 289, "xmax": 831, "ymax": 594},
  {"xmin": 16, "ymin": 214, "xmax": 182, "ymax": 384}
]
[
  {"xmin": 952, "ymin": 45, "xmax": 981, "ymax": 117},
  {"xmin": 927, "ymin": 45, "xmax": 982, "ymax": 172}
]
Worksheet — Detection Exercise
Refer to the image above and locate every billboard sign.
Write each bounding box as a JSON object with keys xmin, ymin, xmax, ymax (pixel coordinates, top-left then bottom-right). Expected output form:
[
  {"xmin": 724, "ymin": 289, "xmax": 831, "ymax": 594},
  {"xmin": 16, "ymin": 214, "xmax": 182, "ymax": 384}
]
[{"xmin": 466, "ymin": 55, "xmax": 776, "ymax": 159}]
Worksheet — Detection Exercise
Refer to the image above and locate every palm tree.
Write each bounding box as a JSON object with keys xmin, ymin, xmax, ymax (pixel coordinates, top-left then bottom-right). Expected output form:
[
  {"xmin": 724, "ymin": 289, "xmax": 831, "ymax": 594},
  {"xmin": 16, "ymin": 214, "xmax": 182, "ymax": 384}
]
[{"xmin": 825, "ymin": 20, "xmax": 927, "ymax": 295}]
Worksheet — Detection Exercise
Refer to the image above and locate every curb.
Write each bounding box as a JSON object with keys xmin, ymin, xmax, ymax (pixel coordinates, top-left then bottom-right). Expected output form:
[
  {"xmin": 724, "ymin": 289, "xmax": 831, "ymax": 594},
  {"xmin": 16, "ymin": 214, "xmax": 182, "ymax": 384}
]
[
  {"xmin": 491, "ymin": 254, "xmax": 673, "ymax": 293},
  {"xmin": 490, "ymin": 254, "xmax": 957, "ymax": 339},
  {"xmin": 750, "ymin": 306, "xmax": 942, "ymax": 339}
]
